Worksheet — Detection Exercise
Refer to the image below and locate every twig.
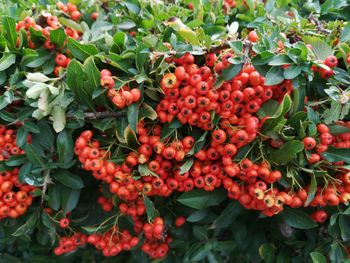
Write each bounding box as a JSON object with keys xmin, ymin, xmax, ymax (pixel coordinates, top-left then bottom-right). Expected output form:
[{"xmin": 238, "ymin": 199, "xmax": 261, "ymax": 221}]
[
  {"xmin": 308, "ymin": 15, "xmax": 330, "ymax": 34},
  {"xmin": 66, "ymin": 111, "xmax": 126, "ymax": 120}
]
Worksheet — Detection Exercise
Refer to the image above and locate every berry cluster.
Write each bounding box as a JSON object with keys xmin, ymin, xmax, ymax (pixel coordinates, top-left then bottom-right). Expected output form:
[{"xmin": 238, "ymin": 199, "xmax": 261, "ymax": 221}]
[
  {"xmin": 97, "ymin": 196, "xmax": 113, "ymax": 212},
  {"xmin": 312, "ymin": 55, "xmax": 338, "ymax": 79},
  {"xmin": 87, "ymin": 227, "xmax": 139, "ymax": 257},
  {"xmin": 158, "ymin": 53, "xmax": 290, "ymax": 134},
  {"xmin": 54, "ymin": 233, "xmax": 87, "ymax": 256},
  {"xmin": 56, "ymin": 2, "xmax": 81, "ymax": 21},
  {"xmin": 0, "ymin": 126, "xmax": 25, "ymax": 160},
  {"xmin": 141, "ymin": 217, "xmax": 170, "ymax": 259},
  {"xmin": 0, "ymin": 168, "xmax": 35, "ymax": 219},
  {"xmin": 100, "ymin": 69, "xmax": 141, "ymax": 109}
]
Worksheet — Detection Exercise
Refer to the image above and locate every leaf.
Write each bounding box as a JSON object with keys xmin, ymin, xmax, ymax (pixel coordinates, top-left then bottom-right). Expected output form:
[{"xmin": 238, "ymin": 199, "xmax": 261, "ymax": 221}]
[
  {"xmin": 59, "ymin": 17, "xmax": 83, "ymax": 32},
  {"xmin": 259, "ymin": 243, "xmax": 276, "ymax": 263},
  {"xmin": 303, "ymin": 36, "xmax": 333, "ymax": 60},
  {"xmin": 24, "ymin": 144, "xmax": 45, "ymax": 167},
  {"xmin": 187, "ymin": 210, "xmax": 208, "ymax": 222},
  {"xmin": 310, "ymin": 252, "xmax": 327, "ymax": 263},
  {"xmin": 138, "ymin": 164, "xmax": 158, "ymax": 177},
  {"xmin": 12, "ymin": 213, "xmax": 38, "ymax": 238},
  {"xmin": 264, "ymin": 66, "xmax": 284, "ymax": 85},
  {"xmin": 51, "ymin": 106, "xmax": 66, "ymax": 133},
  {"xmin": 222, "ymin": 63, "xmax": 243, "ymax": 81},
  {"xmin": 0, "ymin": 53, "xmax": 16, "ymax": 71},
  {"xmin": 328, "ymin": 125, "xmax": 350, "ymax": 135},
  {"xmin": 50, "ymin": 28, "xmax": 66, "ymax": 48},
  {"xmin": 139, "ymin": 103, "xmax": 157, "ymax": 121},
  {"xmin": 322, "ymin": 146, "xmax": 350, "ymax": 164},
  {"xmin": 282, "ymin": 207, "xmax": 317, "ymax": 229},
  {"xmin": 67, "ymin": 38, "xmax": 98, "ymax": 61},
  {"xmin": 66, "ymin": 59, "xmax": 94, "ymax": 110},
  {"xmin": 113, "ymin": 31, "xmax": 126, "ymax": 52},
  {"xmin": 124, "ymin": 125, "xmax": 139, "ymax": 149},
  {"xmin": 54, "ymin": 170, "xmax": 84, "ymax": 189},
  {"xmin": 268, "ymin": 55, "xmax": 293, "ymax": 66},
  {"xmin": 270, "ymin": 140, "xmax": 304, "ymax": 164},
  {"xmin": 117, "ymin": 20, "xmax": 136, "ymax": 30},
  {"xmin": 305, "ymin": 174, "xmax": 317, "ymax": 206},
  {"xmin": 262, "ymin": 95, "xmax": 292, "ymax": 133},
  {"xmin": 179, "ymin": 158, "xmax": 194, "ymax": 175},
  {"xmin": 257, "ymin": 100, "xmax": 279, "ymax": 118},
  {"xmin": 127, "ymin": 103, "xmax": 139, "ymax": 132},
  {"xmin": 61, "ymin": 186, "xmax": 80, "ymax": 214},
  {"xmin": 143, "ymin": 195, "xmax": 156, "ymax": 221},
  {"xmin": 214, "ymin": 202, "xmax": 242, "ymax": 230},
  {"xmin": 23, "ymin": 121, "xmax": 40, "ymax": 134},
  {"xmin": 2, "ymin": 16, "xmax": 17, "ymax": 49},
  {"xmin": 284, "ymin": 65, "xmax": 302, "ymax": 79},
  {"xmin": 330, "ymin": 242, "xmax": 346, "ymax": 263},
  {"xmin": 48, "ymin": 184, "xmax": 61, "ymax": 211},
  {"xmin": 339, "ymin": 215, "xmax": 350, "ymax": 241},
  {"xmin": 340, "ymin": 22, "xmax": 350, "ymax": 42},
  {"xmin": 56, "ymin": 130, "xmax": 74, "ymax": 164},
  {"xmin": 187, "ymin": 132, "xmax": 208, "ymax": 155},
  {"xmin": 177, "ymin": 189, "xmax": 226, "ymax": 210}
]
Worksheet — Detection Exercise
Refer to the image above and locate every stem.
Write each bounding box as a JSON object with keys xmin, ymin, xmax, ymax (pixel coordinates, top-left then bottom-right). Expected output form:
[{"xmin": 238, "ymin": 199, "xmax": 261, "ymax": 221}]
[{"xmin": 66, "ymin": 111, "xmax": 126, "ymax": 120}]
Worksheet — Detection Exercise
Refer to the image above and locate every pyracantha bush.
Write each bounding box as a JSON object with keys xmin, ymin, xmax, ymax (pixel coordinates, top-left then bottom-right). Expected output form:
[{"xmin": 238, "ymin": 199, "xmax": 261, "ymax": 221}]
[{"xmin": 2, "ymin": 0, "xmax": 350, "ymax": 262}]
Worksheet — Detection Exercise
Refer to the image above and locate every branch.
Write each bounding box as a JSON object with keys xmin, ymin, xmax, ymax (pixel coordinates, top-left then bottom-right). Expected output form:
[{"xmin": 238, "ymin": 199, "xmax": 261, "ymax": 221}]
[
  {"xmin": 308, "ymin": 15, "xmax": 330, "ymax": 34},
  {"xmin": 66, "ymin": 111, "xmax": 126, "ymax": 120}
]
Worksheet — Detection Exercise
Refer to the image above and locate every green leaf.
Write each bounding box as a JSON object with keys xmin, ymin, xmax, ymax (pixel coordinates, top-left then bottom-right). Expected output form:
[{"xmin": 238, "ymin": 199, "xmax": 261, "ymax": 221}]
[
  {"xmin": 16, "ymin": 126, "xmax": 29, "ymax": 148},
  {"xmin": 118, "ymin": 20, "xmax": 136, "ymax": 30},
  {"xmin": 139, "ymin": 103, "xmax": 157, "ymax": 121},
  {"xmin": 2, "ymin": 16, "xmax": 17, "ymax": 49},
  {"xmin": 61, "ymin": 186, "xmax": 80, "ymax": 214},
  {"xmin": 138, "ymin": 164, "xmax": 158, "ymax": 177},
  {"xmin": 24, "ymin": 144, "xmax": 45, "ymax": 167},
  {"xmin": 264, "ymin": 66, "xmax": 284, "ymax": 85},
  {"xmin": 136, "ymin": 43, "xmax": 148, "ymax": 72},
  {"xmin": 23, "ymin": 121, "xmax": 40, "ymax": 134},
  {"xmin": 48, "ymin": 184, "xmax": 61, "ymax": 211},
  {"xmin": 259, "ymin": 243, "xmax": 276, "ymax": 263},
  {"xmin": 330, "ymin": 242, "xmax": 346, "ymax": 263},
  {"xmin": 124, "ymin": 125, "xmax": 139, "ymax": 149},
  {"xmin": 262, "ymin": 95, "xmax": 292, "ymax": 133},
  {"xmin": 67, "ymin": 38, "xmax": 98, "ymax": 61},
  {"xmin": 5, "ymin": 154, "xmax": 27, "ymax": 167},
  {"xmin": 268, "ymin": 55, "xmax": 293, "ymax": 66},
  {"xmin": 310, "ymin": 252, "xmax": 327, "ymax": 263},
  {"xmin": 305, "ymin": 174, "xmax": 317, "ymax": 206},
  {"xmin": 54, "ymin": 170, "xmax": 84, "ymax": 189},
  {"xmin": 303, "ymin": 36, "xmax": 333, "ymax": 60},
  {"xmin": 143, "ymin": 195, "xmax": 156, "ymax": 221},
  {"xmin": 222, "ymin": 63, "xmax": 243, "ymax": 81},
  {"xmin": 282, "ymin": 207, "xmax": 317, "ymax": 229},
  {"xmin": 328, "ymin": 125, "xmax": 350, "ymax": 135},
  {"xmin": 177, "ymin": 189, "xmax": 226, "ymax": 210},
  {"xmin": 187, "ymin": 132, "xmax": 208, "ymax": 155},
  {"xmin": 0, "ymin": 53, "xmax": 16, "ymax": 71},
  {"xmin": 56, "ymin": 130, "xmax": 74, "ymax": 164},
  {"xmin": 187, "ymin": 210, "xmax": 208, "ymax": 222},
  {"xmin": 67, "ymin": 59, "xmax": 94, "ymax": 110},
  {"xmin": 284, "ymin": 65, "xmax": 302, "ymax": 79},
  {"xmin": 339, "ymin": 214, "xmax": 350, "ymax": 241},
  {"xmin": 127, "ymin": 103, "xmax": 139, "ymax": 132},
  {"xmin": 270, "ymin": 140, "xmax": 303, "ymax": 164},
  {"xmin": 257, "ymin": 100, "xmax": 279, "ymax": 118},
  {"xmin": 12, "ymin": 212, "xmax": 38, "ymax": 238},
  {"xmin": 214, "ymin": 202, "xmax": 242, "ymax": 230},
  {"xmin": 50, "ymin": 28, "xmax": 66, "ymax": 48},
  {"xmin": 179, "ymin": 158, "xmax": 194, "ymax": 175},
  {"xmin": 340, "ymin": 22, "xmax": 350, "ymax": 42},
  {"xmin": 322, "ymin": 146, "xmax": 350, "ymax": 164},
  {"xmin": 59, "ymin": 17, "xmax": 83, "ymax": 32},
  {"xmin": 113, "ymin": 31, "xmax": 126, "ymax": 52}
]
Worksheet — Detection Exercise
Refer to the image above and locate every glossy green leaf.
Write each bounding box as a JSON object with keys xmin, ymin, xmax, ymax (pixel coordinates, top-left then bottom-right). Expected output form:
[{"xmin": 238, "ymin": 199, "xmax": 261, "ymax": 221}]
[
  {"xmin": 282, "ymin": 207, "xmax": 317, "ymax": 229},
  {"xmin": 54, "ymin": 170, "xmax": 84, "ymax": 189},
  {"xmin": 178, "ymin": 189, "xmax": 226, "ymax": 210}
]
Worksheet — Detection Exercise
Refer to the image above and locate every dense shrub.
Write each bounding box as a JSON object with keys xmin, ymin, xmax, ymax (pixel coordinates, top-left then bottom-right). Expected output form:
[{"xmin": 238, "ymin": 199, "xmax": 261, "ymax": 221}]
[{"xmin": 1, "ymin": 0, "xmax": 350, "ymax": 262}]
